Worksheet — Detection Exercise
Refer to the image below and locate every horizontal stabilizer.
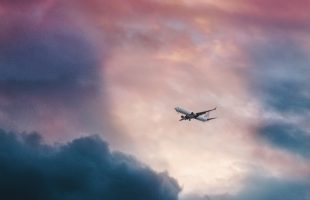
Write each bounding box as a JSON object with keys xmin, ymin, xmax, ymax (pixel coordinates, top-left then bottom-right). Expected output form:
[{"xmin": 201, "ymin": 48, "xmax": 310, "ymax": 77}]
[{"xmin": 207, "ymin": 117, "xmax": 216, "ymax": 121}]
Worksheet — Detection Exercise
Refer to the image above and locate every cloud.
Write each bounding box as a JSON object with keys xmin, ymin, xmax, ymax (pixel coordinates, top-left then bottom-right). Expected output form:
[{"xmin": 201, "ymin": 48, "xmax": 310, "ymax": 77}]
[
  {"xmin": 74, "ymin": 0, "xmax": 310, "ymax": 37},
  {"xmin": 1, "ymin": 0, "xmax": 310, "ymax": 197},
  {"xmin": 183, "ymin": 174, "xmax": 310, "ymax": 200},
  {"xmin": 95, "ymin": 1, "xmax": 310, "ymax": 195},
  {"xmin": 0, "ymin": 0, "xmax": 46, "ymax": 8},
  {"xmin": 212, "ymin": 175, "xmax": 310, "ymax": 200},
  {"xmin": 0, "ymin": 24, "xmax": 99, "ymax": 95},
  {"xmin": 243, "ymin": 33, "xmax": 310, "ymax": 161},
  {"xmin": 0, "ymin": 9, "xmax": 116, "ymax": 141},
  {"xmin": 258, "ymin": 122, "xmax": 310, "ymax": 158},
  {"xmin": 0, "ymin": 129, "xmax": 180, "ymax": 200},
  {"xmin": 246, "ymin": 38, "xmax": 310, "ymax": 114},
  {"xmin": 181, "ymin": 194, "xmax": 211, "ymax": 200}
]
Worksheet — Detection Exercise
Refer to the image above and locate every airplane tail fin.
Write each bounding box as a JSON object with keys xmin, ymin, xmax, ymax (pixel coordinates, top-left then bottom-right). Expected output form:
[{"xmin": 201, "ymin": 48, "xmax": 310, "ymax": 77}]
[{"xmin": 207, "ymin": 117, "xmax": 216, "ymax": 121}]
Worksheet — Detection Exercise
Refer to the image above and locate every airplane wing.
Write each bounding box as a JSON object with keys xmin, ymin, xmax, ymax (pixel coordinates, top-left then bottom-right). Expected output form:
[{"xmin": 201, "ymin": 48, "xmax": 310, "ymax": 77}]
[
  {"xmin": 175, "ymin": 107, "xmax": 192, "ymax": 115},
  {"xmin": 196, "ymin": 116, "xmax": 216, "ymax": 122},
  {"xmin": 196, "ymin": 107, "xmax": 216, "ymax": 116}
]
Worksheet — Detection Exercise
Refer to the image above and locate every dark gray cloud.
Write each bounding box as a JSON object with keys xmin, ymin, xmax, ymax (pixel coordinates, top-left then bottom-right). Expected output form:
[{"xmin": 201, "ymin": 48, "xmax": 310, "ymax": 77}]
[
  {"xmin": 214, "ymin": 175, "xmax": 310, "ymax": 200},
  {"xmin": 0, "ymin": 129, "xmax": 180, "ymax": 200},
  {"xmin": 184, "ymin": 175, "xmax": 310, "ymax": 200},
  {"xmin": 245, "ymin": 37, "xmax": 310, "ymax": 159},
  {"xmin": 0, "ymin": 24, "xmax": 100, "ymax": 115},
  {"xmin": 0, "ymin": 17, "xmax": 116, "ymax": 140},
  {"xmin": 0, "ymin": 22, "xmax": 100, "ymax": 96},
  {"xmin": 181, "ymin": 194, "xmax": 211, "ymax": 200},
  {"xmin": 258, "ymin": 122, "xmax": 310, "ymax": 158},
  {"xmin": 246, "ymin": 38, "xmax": 310, "ymax": 114},
  {"xmin": 218, "ymin": 37, "xmax": 310, "ymax": 200}
]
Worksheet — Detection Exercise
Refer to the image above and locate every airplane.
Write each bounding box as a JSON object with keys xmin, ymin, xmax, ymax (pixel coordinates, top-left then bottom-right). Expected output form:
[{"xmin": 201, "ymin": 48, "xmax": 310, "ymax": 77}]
[{"xmin": 175, "ymin": 106, "xmax": 216, "ymax": 122}]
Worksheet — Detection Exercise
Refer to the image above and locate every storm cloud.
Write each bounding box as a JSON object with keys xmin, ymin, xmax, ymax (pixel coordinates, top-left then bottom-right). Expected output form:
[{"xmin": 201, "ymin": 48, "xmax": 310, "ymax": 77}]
[
  {"xmin": 0, "ymin": 129, "xmax": 180, "ymax": 200},
  {"xmin": 246, "ymin": 36, "xmax": 310, "ymax": 159},
  {"xmin": 0, "ymin": 9, "xmax": 112, "ymax": 140},
  {"xmin": 246, "ymin": 38, "xmax": 310, "ymax": 114},
  {"xmin": 0, "ymin": 24, "xmax": 99, "ymax": 95},
  {"xmin": 258, "ymin": 122, "xmax": 310, "ymax": 158},
  {"xmin": 183, "ymin": 174, "xmax": 310, "ymax": 200},
  {"xmin": 211, "ymin": 175, "xmax": 310, "ymax": 200}
]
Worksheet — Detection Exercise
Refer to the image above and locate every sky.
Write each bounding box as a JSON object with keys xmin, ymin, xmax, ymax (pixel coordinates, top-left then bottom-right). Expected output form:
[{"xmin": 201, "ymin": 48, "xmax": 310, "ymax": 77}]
[{"xmin": 0, "ymin": 0, "xmax": 310, "ymax": 199}]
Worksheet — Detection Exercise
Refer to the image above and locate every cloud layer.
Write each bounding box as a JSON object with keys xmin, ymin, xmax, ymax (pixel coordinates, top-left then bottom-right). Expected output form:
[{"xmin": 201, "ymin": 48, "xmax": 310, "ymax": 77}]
[
  {"xmin": 212, "ymin": 175, "xmax": 310, "ymax": 200},
  {"xmin": 1, "ymin": 0, "xmax": 310, "ymax": 198},
  {"xmin": 183, "ymin": 174, "xmax": 310, "ymax": 200},
  {"xmin": 0, "ymin": 129, "xmax": 180, "ymax": 200},
  {"xmin": 0, "ymin": 1, "xmax": 117, "ymax": 142}
]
